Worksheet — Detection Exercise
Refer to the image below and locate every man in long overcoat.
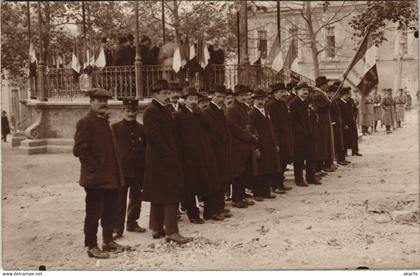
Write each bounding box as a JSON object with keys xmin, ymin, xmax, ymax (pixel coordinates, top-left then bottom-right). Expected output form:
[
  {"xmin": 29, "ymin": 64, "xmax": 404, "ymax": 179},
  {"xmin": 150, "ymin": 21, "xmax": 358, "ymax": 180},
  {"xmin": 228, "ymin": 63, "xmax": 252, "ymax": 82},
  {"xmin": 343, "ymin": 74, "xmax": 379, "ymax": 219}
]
[
  {"xmin": 360, "ymin": 92, "xmax": 375, "ymax": 134},
  {"xmin": 249, "ymin": 89, "xmax": 279, "ymax": 200},
  {"xmin": 265, "ymin": 82, "xmax": 294, "ymax": 193},
  {"xmin": 1, "ymin": 111, "xmax": 10, "ymax": 142},
  {"xmin": 394, "ymin": 89, "xmax": 406, "ymax": 127},
  {"xmin": 381, "ymin": 89, "xmax": 395, "ymax": 134},
  {"xmin": 373, "ymin": 89, "xmax": 383, "ymax": 131},
  {"xmin": 173, "ymin": 87, "xmax": 221, "ymax": 223},
  {"xmin": 73, "ymin": 88, "xmax": 129, "ymax": 259},
  {"xmin": 339, "ymin": 88, "xmax": 362, "ymax": 156},
  {"xmin": 112, "ymin": 99, "xmax": 147, "ymax": 240},
  {"xmin": 202, "ymin": 85, "xmax": 233, "ymax": 218},
  {"xmin": 142, "ymin": 79, "xmax": 191, "ymax": 244},
  {"xmin": 289, "ymin": 82, "xmax": 319, "ymax": 186},
  {"xmin": 225, "ymin": 84, "xmax": 259, "ymax": 208}
]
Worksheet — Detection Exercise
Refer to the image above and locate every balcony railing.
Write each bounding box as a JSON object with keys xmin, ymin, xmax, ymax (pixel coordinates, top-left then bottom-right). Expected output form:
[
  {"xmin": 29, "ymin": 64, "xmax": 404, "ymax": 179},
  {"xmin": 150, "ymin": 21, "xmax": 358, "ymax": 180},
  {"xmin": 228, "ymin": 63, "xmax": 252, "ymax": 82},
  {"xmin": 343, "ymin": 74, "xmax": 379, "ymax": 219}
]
[{"xmin": 42, "ymin": 65, "xmax": 314, "ymax": 100}]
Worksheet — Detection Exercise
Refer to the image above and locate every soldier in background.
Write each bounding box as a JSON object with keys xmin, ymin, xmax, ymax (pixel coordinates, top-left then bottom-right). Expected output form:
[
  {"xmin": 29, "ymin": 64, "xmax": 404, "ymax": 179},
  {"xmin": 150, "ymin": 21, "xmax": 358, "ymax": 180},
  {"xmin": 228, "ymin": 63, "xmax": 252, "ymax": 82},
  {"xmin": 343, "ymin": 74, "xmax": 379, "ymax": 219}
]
[
  {"xmin": 360, "ymin": 90, "xmax": 375, "ymax": 134},
  {"xmin": 373, "ymin": 89, "xmax": 383, "ymax": 131},
  {"xmin": 381, "ymin": 89, "xmax": 396, "ymax": 134},
  {"xmin": 1, "ymin": 111, "xmax": 10, "ymax": 142},
  {"xmin": 265, "ymin": 83, "xmax": 294, "ymax": 194},
  {"xmin": 112, "ymin": 99, "xmax": 147, "ymax": 240},
  {"xmin": 405, "ymin": 90, "xmax": 412, "ymax": 112},
  {"xmin": 394, "ymin": 89, "xmax": 406, "ymax": 128},
  {"xmin": 73, "ymin": 88, "xmax": 129, "ymax": 259},
  {"xmin": 142, "ymin": 79, "xmax": 191, "ymax": 244}
]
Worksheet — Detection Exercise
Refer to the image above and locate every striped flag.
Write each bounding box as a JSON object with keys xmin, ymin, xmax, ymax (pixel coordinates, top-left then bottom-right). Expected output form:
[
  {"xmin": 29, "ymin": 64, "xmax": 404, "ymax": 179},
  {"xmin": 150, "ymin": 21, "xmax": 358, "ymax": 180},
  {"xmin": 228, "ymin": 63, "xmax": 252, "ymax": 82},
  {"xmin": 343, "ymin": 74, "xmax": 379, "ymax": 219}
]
[
  {"xmin": 28, "ymin": 42, "xmax": 37, "ymax": 78},
  {"xmin": 71, "ymin": 43, "xmax": 81, "ymax": 81},
  {"xmin": 95, "ymin": 46, "xmax": 107, "ymax": 69},
  {"xmin": 267, "ymin": 33, "xmax": 282, "ymax": 70},
  {"xmin": 197, "ymin": 35, "xmax": 210, "ymax": 69}
]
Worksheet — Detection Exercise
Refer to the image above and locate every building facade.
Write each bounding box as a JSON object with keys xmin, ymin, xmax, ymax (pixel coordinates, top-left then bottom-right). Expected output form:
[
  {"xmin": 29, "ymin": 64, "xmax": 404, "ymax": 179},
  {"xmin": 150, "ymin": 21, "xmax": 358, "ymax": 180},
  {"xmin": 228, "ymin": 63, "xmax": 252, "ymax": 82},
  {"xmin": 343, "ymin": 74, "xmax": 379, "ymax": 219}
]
[{"xmin": 248, "ymin": 2, "xmax": 418, "ymax": 95}]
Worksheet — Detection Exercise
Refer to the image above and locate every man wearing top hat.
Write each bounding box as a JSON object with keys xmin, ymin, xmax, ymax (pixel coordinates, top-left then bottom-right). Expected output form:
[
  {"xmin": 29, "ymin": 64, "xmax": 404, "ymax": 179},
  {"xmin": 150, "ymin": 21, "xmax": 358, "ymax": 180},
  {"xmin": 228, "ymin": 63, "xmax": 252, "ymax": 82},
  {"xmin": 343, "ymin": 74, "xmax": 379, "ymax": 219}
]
[
  {"xmin": 289, "ymin": 82, "xmax": 319, "ymax": 186},
  {"xmin": 73, "ymin": 88, "xmax": 129, "ymax": 259},
  {"xmin": 173, "ymin": 86, "xmax": 222, "ymax": 223},
  {"xmin": 202, "ymin": 85, "xmax": 233, "ymax": 218},
  {"xmin": 112, "ymin": 99, "xmax": 147, "ymax": 240},
  {"xmin": 225, "ymin": 84, "xmax": 258, "ymax": 208},
  {"xmin": 142, "ymin": 79, "xmax": 191, "ymax": 244},
  {"xmin": 248, "ymin": 89, "xmax": 279, "ymax": 201},
  {"xmin": 265, "ymin": 82, "xmax": 294, "ymax": 194}
]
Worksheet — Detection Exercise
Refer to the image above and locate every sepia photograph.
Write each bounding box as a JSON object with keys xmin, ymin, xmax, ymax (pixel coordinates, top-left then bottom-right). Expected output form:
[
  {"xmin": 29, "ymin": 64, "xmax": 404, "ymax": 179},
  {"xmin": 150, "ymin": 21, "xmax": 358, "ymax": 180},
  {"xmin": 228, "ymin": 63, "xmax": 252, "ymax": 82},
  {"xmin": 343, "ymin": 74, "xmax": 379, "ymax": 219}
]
[{"xmin": 0, "ymin": 0, "xmax": 419, "ymax": 272}]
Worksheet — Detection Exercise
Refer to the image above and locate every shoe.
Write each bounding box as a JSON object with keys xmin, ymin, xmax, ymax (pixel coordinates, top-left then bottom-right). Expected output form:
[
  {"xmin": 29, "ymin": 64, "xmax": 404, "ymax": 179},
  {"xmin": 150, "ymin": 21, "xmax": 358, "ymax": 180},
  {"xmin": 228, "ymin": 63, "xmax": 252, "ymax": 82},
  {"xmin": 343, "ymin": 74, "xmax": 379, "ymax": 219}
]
[
  {"xmin": 220, "ymin": 210, "xmax": 233, "ymax": 218},
  {"xmin": 324, "ymin": 167, "xmax": 335, "ymax": 172},
  {"xmin": 307, "ymin": 179, "xmax": 322, "ymax": 185},
  {"xmin": 245, "ymin": 192, "xmax": 253, "ymax": 198},
  {"xmin": 189, "ymin": 217, "xmax": 205, "ymax": 224},
  {"xmin": 281, "ymin": 185, "xmax": 293, "ymax": 191},
  {"xmin": 166, "ymin": 233, "xmax": 191, "ymax": 244},
  {"xmin": 243, "ymin": 198, "xmax": 255, "ymax": 205},
  {"xmin": 152, "ymin": 230, "xmax": 165, "ymax": 239},
  {"xmin": 273, "ymin": 188, "xmax": 286, "ymax": 194},
  {"xmin": 296, "ymin": 181, "xmax": 308, "ymax": 187},
  {"xmin": 87, "ymin": 246, "xmax": 110, "ymax": 259},
  {"xmin": 344, "ymin": 160, "xmax": 351, "ymax": 164},
  {"xmin": 337, "ymin": 161, "xmax": 348, "ymax": 166},
  {"xmin": 263, "ymin": 194, "xmax": 276, "ymax": 199},
  {"xmin": 127, "ymin": 223, "xmax": 147, "ymax": 233},
  {"xmin": 102, "ymin": 241, "xmax": 131, "ymax": 252},
  {"xmin": 112, "ymin": 231, "xmax": 123, "ymax": 240},
  {"xmin": 317, "ymin": 172, "xmax": 328, "ymax": 177},
  {"xmin": 232, "ymin": 201, "xmax": 248, "ymax": 208},
  {"xmin": 254, "ymin": 196, "xmax": 264, "ymax": 202},
  {"xmin": 204, "ymin": 214, "xmax": 225, "ymax": 221},
  {"xmin": 352, "ymin": 153, "xmax": 363, "ymax": 156}
]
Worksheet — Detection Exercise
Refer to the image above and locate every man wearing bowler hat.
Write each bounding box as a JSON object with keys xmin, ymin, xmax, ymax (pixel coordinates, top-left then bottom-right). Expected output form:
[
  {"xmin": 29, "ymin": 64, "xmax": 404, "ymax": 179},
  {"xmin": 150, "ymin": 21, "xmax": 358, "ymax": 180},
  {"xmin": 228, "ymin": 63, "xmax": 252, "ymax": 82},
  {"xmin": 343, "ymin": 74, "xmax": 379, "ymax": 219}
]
[
  {"xmin": 266, "ymin": 82, "xmax": 294, "ymax": 194},
  {"xmin": 142, "ymin": 79, "xmax": 191, "ymax": 244},
  {"xmin": 225, "ymin": 84, "xmax": 258, "ymax": 208},
  {"xmin": 73, "ymin": 88, "xmax": 129, "ymax": 259},
  {"xmin": 112, "ymin": 99, "xmax": 147, "ymax": 240},
  {"xmin": 289, "ymin": 82, "xmax": 319, "ymax": 186}
]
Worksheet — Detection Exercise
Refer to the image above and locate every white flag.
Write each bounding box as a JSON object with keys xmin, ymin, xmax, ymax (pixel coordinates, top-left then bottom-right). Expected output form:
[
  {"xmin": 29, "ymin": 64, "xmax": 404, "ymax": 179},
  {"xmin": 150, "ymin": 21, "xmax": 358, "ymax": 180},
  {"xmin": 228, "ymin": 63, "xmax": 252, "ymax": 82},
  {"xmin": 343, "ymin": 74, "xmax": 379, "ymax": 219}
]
[
  {"xmin": 95, "ymin": 46, "xmax": 106, "ymax": 69},
  {"xmin": 172, "ymin": 47, "xmax": 182, "ymax": 72}
]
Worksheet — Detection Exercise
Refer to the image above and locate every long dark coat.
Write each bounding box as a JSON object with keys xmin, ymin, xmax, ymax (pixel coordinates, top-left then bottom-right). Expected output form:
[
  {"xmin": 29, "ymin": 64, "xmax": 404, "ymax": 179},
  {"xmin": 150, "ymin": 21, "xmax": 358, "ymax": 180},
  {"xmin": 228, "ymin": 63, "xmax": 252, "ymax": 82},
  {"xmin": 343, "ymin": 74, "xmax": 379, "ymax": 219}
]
[
  {"xmin": 202, "ymin": 102, "xmax": 232, "ymax": 184},
  {"xmin": 142, "ymin": 100, "xmax": 184, "ymax": 204},
  {"xmin": 373, "ymin": 93, "xmax": 383, "ymax": 121},
  {"xmin": 73, "ymin": 110, "xmax": 124, "ymax": 189},
  {"xmin": 113, "ymin": 46, "xmax": 132, "ymax": 66},
  {"xmin": 225, "ymin": 100, "xmax": 258, "ymax": 177},
  {"xmin": 312, "ymin": 89, "xmax": 334, "ymax": 161},
  {"xmin": 289, "ymin": 96, "xmax": 314, "ymax": 162},
  {"xmin": 339, "ymin": 99, "xmax": 358, "ymax": 150},
  {"xmin": 112, "ymin": 119, "xmax": 146, "ymax": 180},
  {"xmin": 265, "ymin": 98, "xmax": 295, "ymax": 164},
  {"xmin": 173, "ymin": 106, "xmax": 220, "ymax": 196},
  {"xmin": 249, "ymin": 107, "xmax": 281, "ymax": 176},
  {"xmin": 1, "ymin": 115, "xmax": 10, "ymax": 136},
  {"xmin": 330, "ymin": 99, "xmax": 344, "ymax": 154},
  {"xmin": 381, "ymin": 96, "xmax": 395, "ymax": 126},
  {"xmin": 360, "ymin": 95, "xmax": 375, "ymax": 127}
]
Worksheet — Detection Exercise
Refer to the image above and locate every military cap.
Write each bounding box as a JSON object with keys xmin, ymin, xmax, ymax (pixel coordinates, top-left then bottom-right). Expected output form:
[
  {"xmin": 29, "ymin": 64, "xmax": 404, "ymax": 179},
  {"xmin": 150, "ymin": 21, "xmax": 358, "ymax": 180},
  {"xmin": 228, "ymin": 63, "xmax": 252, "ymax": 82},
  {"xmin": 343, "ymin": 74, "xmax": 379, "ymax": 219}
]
[
  {"xmin": 169, "ymin": 81, "xmax": 183, "ymax": 92},
  {"xmin": 315, "ymin": 76, "xmax": 328, "ymax": 87},
  {"xmin": 252, "ymin": 89, "xmax": 267, "ymax": 99},
  {"xmin": 86, "ymin": 88, "xmax": 113, "ymax": 99},
  {"xmin": 182, "ymin": 86, "xmax": 199, "ymax": 98},
  {"xmin": 271, "ymin": 82, "xmax": 287, "ymax": 93},
  {"xmin": 295, "ymin": 81, "xmax": 310, "ymax": 90},
  {"xmin": 233, "ymin": 84, "xmax": 248, "ymax": 95},
  {"xmin": 122, "ymin": 98, "xmax": 139, "ymax": 109},
  {"xmin": 151, "ymin": 79, "xmax": 170, "ymax": 93},
  {"xmin": 209, "ymin": 84, "xmax": 226, "ymax": 94}
]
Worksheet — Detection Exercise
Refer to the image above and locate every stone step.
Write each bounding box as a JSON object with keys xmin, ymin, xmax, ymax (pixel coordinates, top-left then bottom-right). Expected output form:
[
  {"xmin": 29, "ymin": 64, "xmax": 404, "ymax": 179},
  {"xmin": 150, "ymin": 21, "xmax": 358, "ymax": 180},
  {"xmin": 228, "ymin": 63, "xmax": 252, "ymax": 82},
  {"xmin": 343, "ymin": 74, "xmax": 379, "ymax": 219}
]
[{"xmin": 46, "ymin": 145, "xmax": 73, "ymax": 154}]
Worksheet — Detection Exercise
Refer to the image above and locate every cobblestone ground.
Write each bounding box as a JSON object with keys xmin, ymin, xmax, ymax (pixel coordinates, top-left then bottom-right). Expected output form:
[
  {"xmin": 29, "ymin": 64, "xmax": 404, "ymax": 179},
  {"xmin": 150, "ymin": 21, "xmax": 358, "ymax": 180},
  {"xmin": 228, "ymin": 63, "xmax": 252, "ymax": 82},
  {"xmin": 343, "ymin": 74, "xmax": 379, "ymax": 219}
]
[{"xmin": 1, "ymin": 111, "xmax": 419, "ymax": 270}]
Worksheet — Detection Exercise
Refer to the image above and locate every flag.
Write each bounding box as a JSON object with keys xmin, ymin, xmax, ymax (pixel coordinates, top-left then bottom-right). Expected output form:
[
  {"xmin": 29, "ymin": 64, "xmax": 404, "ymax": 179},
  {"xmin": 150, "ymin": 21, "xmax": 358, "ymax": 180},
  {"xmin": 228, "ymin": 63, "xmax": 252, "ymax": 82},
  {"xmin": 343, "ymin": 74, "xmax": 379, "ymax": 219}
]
[
  {"xmin": 283, "ymin": 38, "xmax": 298, "ymax": 72},
  {"xmin": 56, "ymin": 54, "xmax": 64, "ymax": 69},
  {"xmin": 71, "ymin": 43, "xmax": 81, "ymax": 81},
  {"xmin": 95, "ymin": 46, "xmax": 107, "ymax": 69},
  {"xmin": 189, "ymin": 43, "xmax": 196, "ymax": 61},
  {"xmin": 172, "ymin": 35, "xmax": 188, "ymax": 72},
  {"xmin": 197, "ymin": 35, "xmax": 210, "ymax": 69},
  {"xmin": 344, "ymin": 25, "xmax": 378, "ymax": 94},
  {"xmin": 172, "ymin": 47, "xmax": 182, "ymax": 72},
  {"xmin": 267, "ymin": 33, "xmax": 281, "ymax": 65},
  {"xmin": 28, "ymin": 42, "xmax": 37, "ymax": 78}
]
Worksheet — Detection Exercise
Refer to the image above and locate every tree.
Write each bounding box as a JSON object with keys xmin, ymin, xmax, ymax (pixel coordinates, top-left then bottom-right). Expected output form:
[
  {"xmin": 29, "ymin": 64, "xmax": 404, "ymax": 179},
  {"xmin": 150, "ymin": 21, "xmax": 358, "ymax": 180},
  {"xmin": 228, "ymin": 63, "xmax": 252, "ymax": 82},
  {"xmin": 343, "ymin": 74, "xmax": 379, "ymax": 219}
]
[{"xmin": 349, "ymin": 0, "xmax": 418, "ymax": 46}]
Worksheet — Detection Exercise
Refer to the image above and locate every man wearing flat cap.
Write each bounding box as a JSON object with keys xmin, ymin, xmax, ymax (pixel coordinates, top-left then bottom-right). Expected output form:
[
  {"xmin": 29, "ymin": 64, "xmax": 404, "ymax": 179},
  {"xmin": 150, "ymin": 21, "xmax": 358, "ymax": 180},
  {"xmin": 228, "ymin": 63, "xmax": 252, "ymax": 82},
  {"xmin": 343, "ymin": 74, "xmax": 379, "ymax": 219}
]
[
  {"xmin": 266, "ymin": 82, "xmax": 294, "ymax": 193},
  {"xmin": 202, "ymin": 84, "xmax": 233, "ymax": 219},
  {"xmin": 73, "ymin": 88, "xmax": 129, "ymax": 259},
  {"xmin": 112, "ymin": 99, "xmax": 147, "ymax": 240},
  {"xmin": 173, "ymin": 86, "xmax": 222, "ymax": 223},
  {"xmin": 225, "ymin": 84, "xmax": 258, "ymax": 208},
  {"xmin": 142, "ymin": 79, "xmax": 191, "ymax": 244},
  {"xmin": 289, "ymin": 82, "xmax": 318, "ymax": 186}
]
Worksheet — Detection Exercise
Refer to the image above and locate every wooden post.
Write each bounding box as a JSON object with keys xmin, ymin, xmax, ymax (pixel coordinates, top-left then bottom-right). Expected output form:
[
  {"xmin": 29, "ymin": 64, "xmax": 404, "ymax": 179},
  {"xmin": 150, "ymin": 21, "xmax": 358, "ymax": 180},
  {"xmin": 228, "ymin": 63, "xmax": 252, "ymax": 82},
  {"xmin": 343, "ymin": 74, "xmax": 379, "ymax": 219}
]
[
  {"xmin": 82, "ymin": 2, "xmax": 86, "ymax": 69},
  {"xmin": 37, "ymin": 2, "xmax": 46, "ymax": 102},
  {"xmin": 162, "ymin": 0, "xmax": 166, "ymax": 44},
  {"xmin": 244, "ymin": 1, "xmax": 249, "ymax": 64},
  {"xmin": 134, "ymin": 0, "xmax": 143, "ymax": 99}
]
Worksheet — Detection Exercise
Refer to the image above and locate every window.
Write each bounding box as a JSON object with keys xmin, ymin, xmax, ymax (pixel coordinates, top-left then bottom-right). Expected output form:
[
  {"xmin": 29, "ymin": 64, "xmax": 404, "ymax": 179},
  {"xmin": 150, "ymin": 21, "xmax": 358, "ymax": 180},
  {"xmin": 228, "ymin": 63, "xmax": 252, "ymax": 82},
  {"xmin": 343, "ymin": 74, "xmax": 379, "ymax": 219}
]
[
  {"xmin": 257, "ymin": 30, "xmax": 267, "ymax": 59},
  {"xmin": 325, "ymin": 26, "xmax": 336, "ymax": 58}
]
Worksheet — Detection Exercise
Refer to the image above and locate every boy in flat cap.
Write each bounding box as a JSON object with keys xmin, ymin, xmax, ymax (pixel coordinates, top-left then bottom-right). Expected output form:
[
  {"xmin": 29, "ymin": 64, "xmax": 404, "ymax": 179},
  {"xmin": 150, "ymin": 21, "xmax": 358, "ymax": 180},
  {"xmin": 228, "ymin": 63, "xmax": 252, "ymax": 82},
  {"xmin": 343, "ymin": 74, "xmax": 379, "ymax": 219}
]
[
  {"xmin": 142, "ymin": 79, "xmax": 191, "ymax": 244},
  {"xmin": 112, "ymin": 99, "xmax": 147, "ymax": 240},
  {"xmin": 73, "ymin": 88, "xmax": 129, "ymax": 259}
]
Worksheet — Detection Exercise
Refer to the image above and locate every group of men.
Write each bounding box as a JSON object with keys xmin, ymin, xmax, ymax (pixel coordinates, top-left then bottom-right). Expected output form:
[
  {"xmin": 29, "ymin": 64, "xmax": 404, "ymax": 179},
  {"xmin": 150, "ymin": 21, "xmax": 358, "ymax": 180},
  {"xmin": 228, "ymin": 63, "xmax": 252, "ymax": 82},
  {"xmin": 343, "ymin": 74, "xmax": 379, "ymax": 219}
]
[
  {"xmin": 360, "ymin": 87, "xmax": 411, "ymax": 134},
  {"xmin": 73, "ymin": 75, "xmax": 365, "ymax": 259}
]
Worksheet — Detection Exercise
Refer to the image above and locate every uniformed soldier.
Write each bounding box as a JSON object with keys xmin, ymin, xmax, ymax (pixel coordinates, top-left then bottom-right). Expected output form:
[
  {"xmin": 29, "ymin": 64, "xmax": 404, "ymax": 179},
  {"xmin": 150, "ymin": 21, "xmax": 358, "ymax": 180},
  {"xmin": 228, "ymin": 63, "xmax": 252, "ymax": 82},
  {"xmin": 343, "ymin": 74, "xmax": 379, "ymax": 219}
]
[
  {"xmin": 373, "ymin": 89, "xmax": 383, "ymax": 131},
  {"xmin": 360, "ymin": 91, "xmax": 375, "ymax": 134},
  {"xmin": 73, "ymin": 88, "xmax": 130, "ymax": 259},
  {"xmin": 394, "ymin": 88, "xmax": 406, "ymax": 128},
  {"xmin": 381, "ymin": 89, "xmax": 395, "ymax": 134},
  {"xmin": 112, "ymin": 99, "xmax": 147, "ymax": 240}
]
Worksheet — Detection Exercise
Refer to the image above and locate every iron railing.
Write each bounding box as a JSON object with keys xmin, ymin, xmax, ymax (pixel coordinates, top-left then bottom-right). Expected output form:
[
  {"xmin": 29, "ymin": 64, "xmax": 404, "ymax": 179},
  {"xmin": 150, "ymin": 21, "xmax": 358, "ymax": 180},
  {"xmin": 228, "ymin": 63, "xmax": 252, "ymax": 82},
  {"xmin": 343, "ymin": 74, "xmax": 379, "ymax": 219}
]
[{"xmin": 43, "ymin": 65, "xmax": 314, "ymax": 99}]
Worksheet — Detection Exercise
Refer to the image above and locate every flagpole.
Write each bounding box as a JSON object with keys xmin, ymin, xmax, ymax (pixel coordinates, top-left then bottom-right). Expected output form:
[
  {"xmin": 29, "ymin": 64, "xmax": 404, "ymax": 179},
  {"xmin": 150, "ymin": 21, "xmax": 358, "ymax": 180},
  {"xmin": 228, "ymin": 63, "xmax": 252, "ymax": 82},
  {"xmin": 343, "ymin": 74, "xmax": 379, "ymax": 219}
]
[
  {"xmin": 334, "ymin": 24, "xmax": 372, "ymax": 98},
  {"xmin": 37, "ymin": 2, "xmax": 46, "ymax": 101},
  {"xmin": 276, "ymin": 1, "xmax": 281, "ymax": 45},
  {"xmin": 236, "ymin": 10, "xmax": 240, "ymax": 65},
  {"xmin": 162, "ymin": 0, "xmax": 166, "ymax": 44},
  {"xmin": 82, "ymin": 2, "xmax": 86, "ymax": 71},
  {"xmin": 134, "ymin": 0, "xmax": 143, "ymax": 100},
  {"xmin": 27, "ymin": 1, "xmax": 34, "ymax": 98}
]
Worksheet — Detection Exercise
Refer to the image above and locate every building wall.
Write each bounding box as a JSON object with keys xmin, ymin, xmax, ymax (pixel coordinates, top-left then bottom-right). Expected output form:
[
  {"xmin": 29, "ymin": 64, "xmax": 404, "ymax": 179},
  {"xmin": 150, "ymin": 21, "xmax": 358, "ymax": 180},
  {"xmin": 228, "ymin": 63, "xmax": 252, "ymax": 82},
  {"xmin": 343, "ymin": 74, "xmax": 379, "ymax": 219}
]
[{"xmin": 248, "ymin": 2, "xmax": 418, "ymax": 96}]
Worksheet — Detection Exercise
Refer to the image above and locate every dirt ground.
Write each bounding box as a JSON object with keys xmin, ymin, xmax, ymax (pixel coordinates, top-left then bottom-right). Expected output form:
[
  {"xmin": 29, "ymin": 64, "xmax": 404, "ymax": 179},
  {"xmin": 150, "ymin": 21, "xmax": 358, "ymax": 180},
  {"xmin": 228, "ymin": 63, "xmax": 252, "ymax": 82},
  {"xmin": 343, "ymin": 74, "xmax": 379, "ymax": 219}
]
[{"xmin": 1, "ymin": 111, "xmax": 419, "ymax": 271}]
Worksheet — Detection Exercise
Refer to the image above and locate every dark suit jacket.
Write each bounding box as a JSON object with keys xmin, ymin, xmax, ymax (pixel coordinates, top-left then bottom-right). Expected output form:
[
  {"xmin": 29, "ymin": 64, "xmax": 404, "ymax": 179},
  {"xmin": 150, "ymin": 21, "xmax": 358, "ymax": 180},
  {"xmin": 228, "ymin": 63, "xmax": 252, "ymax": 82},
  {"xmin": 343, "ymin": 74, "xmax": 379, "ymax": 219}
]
[
  {"xmin": 113, "ymin": 46, "xmax": 132, "ymax": 66},
  {"xmin": 142, "ymin": 100, "xmax": 184, "ymax": 204},
  {"xmin": 265, "ymin": 98, "xmax": 295, "ymax": 164},
  {"xmin": 112, "ymin": 119, "xmax": 146, "ymax": 181},
  {"xmin": 225, "ymin": 100, "xmax": 258, "ymax": 177},
  {"xmin": 330, "ymin": 99, "xmax": 344, "ymax": 152},
  {"xmin": 202, "ymin": 102, "xmax": 232, "ymax": 183},
  {"xmin": 73, "ymin": 110, "xmax": 124, "ymax": 189},
  {"xmin": 289, "ymin": 96, "xmax": 314, "ymax": 161},
  {"xmin": 173, "ymin": 106, "xmax": 220, "ymax": 196},
  {"xmin": 249, "ymin": 107, "xmax": 281, "ymax": 176}
]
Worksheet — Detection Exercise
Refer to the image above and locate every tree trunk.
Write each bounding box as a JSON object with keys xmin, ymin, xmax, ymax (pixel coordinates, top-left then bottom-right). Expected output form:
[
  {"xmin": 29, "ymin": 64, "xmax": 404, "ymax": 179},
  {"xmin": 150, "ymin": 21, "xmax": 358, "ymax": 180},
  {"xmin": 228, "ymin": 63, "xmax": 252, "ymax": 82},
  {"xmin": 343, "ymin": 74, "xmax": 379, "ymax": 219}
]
[{"xmin": 304, "ymin": 2, "xmax": 320, "ymax": 79}]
